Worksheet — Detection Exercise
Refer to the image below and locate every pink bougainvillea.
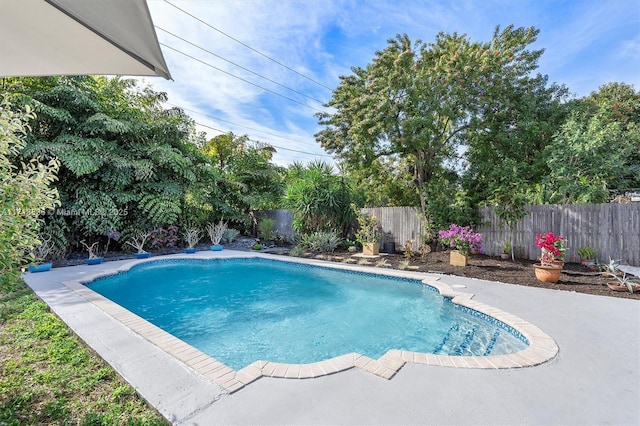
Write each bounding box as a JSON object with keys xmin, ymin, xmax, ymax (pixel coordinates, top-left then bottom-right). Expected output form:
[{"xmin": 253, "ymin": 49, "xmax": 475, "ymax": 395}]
[
  {"xmin": 438, "ymin": 224, "xmax": 483, "ymax": 256},
  {"xmin": 535, "ymin": 232, "xmax": 568, "ymax": 260}
]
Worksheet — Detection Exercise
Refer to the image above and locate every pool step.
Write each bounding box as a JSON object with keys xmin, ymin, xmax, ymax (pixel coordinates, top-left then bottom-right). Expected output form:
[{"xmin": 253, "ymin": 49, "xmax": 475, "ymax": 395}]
[
  {"xmin": 454, "ymin": 325, "xmax": 477, "ymax": 355},
  {"xmin": 433, "ymin": 322, "xmax": 459, "ymax": 354},
  {"xmin": 434, "ymin": 323, "xmax": 500, "ymax": 357},
  {"xmin": 483, "ymin": 329, "xmax": 501, "ymax": 356}
]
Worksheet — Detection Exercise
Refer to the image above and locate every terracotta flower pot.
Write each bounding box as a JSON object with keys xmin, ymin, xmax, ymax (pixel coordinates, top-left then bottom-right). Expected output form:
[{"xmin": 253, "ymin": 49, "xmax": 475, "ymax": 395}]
[
  {"xmin": 606, "ymin": 281, "xmax": 640, "ymax": 293},
  {"xmin": 533, "ymin": 263, "xmax": 562, "ymax": 283}
]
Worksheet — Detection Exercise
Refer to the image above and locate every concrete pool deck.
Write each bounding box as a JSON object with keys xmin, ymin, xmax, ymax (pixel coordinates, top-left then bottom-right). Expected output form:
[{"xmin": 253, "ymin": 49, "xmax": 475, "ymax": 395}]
[{"xmin": 22, "ymin": 250, "xmax": 639, "ymax": 425}]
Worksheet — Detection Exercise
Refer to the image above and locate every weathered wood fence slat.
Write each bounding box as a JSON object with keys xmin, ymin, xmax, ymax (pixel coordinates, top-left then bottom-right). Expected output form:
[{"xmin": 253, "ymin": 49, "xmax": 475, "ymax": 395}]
[{"xmin": 259, "ymin": 203, "xmax": 640, "ymax": 265}]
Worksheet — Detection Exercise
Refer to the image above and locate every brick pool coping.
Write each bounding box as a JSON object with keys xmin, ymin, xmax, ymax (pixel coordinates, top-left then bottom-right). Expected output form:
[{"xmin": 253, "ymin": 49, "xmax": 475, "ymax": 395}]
[{"xmin": 63, "ymin": 252, "xmax": 558, "ymax": 394}]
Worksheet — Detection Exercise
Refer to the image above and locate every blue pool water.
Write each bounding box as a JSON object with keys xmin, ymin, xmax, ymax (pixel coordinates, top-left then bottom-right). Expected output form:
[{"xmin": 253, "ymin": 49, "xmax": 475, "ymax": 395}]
[{"xmin": 88, "ymin": 258, "xmax": 528, "ymax": 370}]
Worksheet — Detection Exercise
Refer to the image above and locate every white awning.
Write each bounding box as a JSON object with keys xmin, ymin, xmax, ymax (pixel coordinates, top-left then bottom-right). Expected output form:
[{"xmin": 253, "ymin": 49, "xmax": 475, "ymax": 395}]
[{"xmin": 0, "ymin": 0, "xmax": 171, "ymax": 79}]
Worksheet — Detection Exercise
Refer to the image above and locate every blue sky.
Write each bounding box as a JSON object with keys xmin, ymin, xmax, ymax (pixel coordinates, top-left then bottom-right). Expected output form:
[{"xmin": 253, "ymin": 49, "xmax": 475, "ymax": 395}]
[{"xmin": 144, "ymin": 0, "xmax": 640, "ymax": 165}]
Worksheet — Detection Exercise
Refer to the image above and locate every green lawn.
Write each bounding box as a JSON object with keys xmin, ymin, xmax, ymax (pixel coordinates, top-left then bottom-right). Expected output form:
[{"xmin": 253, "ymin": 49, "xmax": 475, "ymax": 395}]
[{"xmin": 0, "ymin": 279, "xmax": 168, "ymax": 425}]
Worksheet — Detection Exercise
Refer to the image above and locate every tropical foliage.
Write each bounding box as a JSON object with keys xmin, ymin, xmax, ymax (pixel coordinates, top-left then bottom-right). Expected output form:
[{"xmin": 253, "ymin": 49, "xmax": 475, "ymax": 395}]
[
  {"xmin": 200, "ymin": 132, "xmax": 284, "ymax": 228},
  {"xmin": 353, "ymin": 208, "xmax": 382, "ymax": 245},
  {"xmin": 1, "ymin": 26, "xmax": 636, "ymax": 262},
  {"xmin": 3, "ymin": 77, "xmax": 215, "ymax": 253},
  {"xmin": 283, "ymin": 161, "xmax": 355, "ymax": 236},
  {"xmin": 1, "ymin": 77, "xmax": 287, "ymax": 254},
  {"xmin": 0, "ymin": 96, "xmax": 59, "ymax": 290}
]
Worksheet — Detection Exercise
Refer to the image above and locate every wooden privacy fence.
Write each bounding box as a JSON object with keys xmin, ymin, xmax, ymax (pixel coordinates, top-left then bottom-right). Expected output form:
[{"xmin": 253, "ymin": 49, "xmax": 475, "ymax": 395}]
[
  {"xmin": 259, "ymin": 203, "xmax": 640, "ymax": 265},
  {"xmin": 361, "ymin": 207, "xmax": 424, "ymax": 249},
  {"xmin": 477, "ymin": 203, "xmax": 640, "ymax": 265},
  {"xmin": 258, "ymin": 207, "xmax": 425, "ymax": 249},
  {"xmin": 255, "ymin": 209, "xmax": 295, "ymax": 240}
]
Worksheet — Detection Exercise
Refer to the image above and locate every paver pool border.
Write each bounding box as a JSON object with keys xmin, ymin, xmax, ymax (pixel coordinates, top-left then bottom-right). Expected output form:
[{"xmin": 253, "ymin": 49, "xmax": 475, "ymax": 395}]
[{"xmin": 49, "ymin": 251, "xmax": 559, "ymax": 394}]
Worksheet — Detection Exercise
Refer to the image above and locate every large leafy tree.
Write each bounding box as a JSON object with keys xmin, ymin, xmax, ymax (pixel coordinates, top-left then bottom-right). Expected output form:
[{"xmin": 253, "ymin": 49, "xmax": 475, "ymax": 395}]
[
  {"xmin": 542, "ymin": 82, "xmax": 640, "ymax": 203},
  {"xmin": 317, "ymin": 26, "xmax": 545, "ymax": 225},
  {"xmin": 4, "ymin": 76, "xmax": 221, "ymax": 250},
  {"xmin": 345, "ymin": 156, "xmax": 419, "ymax": 208},
  {"xmin": 201, "ymin": 132, "xmax": 284, "ymax": 228},
  {"xmin": 463, "ymin": 70, "xmax": 569, "ymax": 224}
]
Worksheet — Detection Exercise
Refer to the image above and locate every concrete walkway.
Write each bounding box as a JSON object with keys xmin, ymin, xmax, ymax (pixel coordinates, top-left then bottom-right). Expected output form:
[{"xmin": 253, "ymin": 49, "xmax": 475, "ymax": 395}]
[{"xmin": 23, "ymin": 252, "xmax": 639, "ymax": 425}]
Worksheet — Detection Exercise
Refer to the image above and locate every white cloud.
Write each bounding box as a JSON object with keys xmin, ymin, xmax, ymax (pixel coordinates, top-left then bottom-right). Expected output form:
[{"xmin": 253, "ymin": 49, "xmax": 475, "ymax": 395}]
[{"xmin": 143, "ymin": 0, "xmax": 638, "ymax": 166}]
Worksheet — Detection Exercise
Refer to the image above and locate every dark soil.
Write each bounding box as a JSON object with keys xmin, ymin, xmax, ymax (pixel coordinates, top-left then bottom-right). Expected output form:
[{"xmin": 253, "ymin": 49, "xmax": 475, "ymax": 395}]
[{"xmin": 281, "ymin": 250, "xmax": 640, "ymax": 300}]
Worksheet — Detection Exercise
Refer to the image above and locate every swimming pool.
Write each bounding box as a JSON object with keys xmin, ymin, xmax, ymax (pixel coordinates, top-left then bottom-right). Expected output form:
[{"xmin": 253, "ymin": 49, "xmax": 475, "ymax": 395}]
[{"xmin": 88, "ymin": 257, "xmax": 528, "ymax": 370}]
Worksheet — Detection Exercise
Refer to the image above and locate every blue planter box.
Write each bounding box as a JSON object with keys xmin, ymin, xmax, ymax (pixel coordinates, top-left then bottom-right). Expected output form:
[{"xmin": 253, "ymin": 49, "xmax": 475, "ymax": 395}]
[
  {"xmin": 210, "ymin": 245, "xmax": 224, "ymax": 251},
  {"xmin": 183, "ymin": 248, "xmax": 197, "ymax": 254},
  {"xmin": 84, "ymin": 257, "xmax": 104, "ymax": 265},
  {"xmin": 134, "ymin": 252, "xmax": 151, "ymax": 259},
  {"xmin": 28, "ymin": 262, "xmax": 52, "ymax": 273}
]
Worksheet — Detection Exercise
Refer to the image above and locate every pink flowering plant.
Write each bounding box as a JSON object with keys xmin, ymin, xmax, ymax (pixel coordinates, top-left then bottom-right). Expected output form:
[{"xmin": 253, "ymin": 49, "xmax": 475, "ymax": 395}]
[
  {"xmin": 438, "ymin": 224, "xmax": 483, "ymax": 256},
  {"xmin": 535, "ymin": 232, "xmax": 568, "ymax": 266},
  {"xmin": 538, "ymin": 249, "xmax": 557, "ymax": 267}
]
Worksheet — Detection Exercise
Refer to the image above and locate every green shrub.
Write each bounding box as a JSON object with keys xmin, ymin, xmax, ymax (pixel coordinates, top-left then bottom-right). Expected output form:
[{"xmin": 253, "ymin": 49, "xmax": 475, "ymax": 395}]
[
  {"xmin": 222, "ymin": 228, "xmax": 240, "ymax": 244},
  {"xmin": 257, "ymin": 218, "xmax": 275, "ymax": 240},
  {"xmin": 252, "ymin": 243, "xmax": 263, "ymax": 250},
  {"xmin": 289, "ymin": 246, "xmax": 306, "ymax": 257},
  {"xmin": 0, "ymin": 97, "xmax": 59, "ymax": 291},
  {"xmin": 299, "ymin": 231, "xmax": 340, "ymax": 253},
  {"xmin": 283, "ymin": 161, "xmax": 355, "ymax": 236}
]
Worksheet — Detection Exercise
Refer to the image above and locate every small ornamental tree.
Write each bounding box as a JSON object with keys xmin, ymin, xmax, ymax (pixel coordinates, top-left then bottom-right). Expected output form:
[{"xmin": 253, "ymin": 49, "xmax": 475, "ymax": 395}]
[{"xmin": 0, "ymin": 97, "xmax": 59, "ymax": 290}]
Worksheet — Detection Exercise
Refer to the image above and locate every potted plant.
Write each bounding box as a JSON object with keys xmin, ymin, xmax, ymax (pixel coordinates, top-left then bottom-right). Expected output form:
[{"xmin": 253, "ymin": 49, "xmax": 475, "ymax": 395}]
[
  {"xmin": 207, "ymin": 220, "xmax": 227, "ymax": 251},
  {"xmin": 354, "ymin": 210, "xmax": 382, "ymax": 256},
  {"xmin": 535, "ymin": 232, "xmax": 568, "ymax": 267},
  {"xmin": 125, "ymin": 231, "xmax": 151, "ymax": 259},
  {"xmin": 438, "ymin": 224, "xmax": 483, "ymax": 267},
  {"xmin": 606, "ymin": 272, "xmax": 640, "ymax": 293},
  {"xmin": 533, "ymin": 250, "xmax": 563, "ymax": 283},
  {"xmin": 533, "ymin": 232, "xmax": 567, "ymax": 283},
  {"xmin": 183, "ymin": 228, "xmax": 202, "ymax": 253},
  {"xmin": 81, "ymin": 240, "xmax": 103, "ymax": 265},
  {"xmin": 576, "ymin": 246, "xmax": 596, "ymax": 266},
  {"xmin": 500, "ymin": 240, "xmax": 511, "ymax": 260},
  {"xmin": 28, "ymin": 235, "xmax": 54, "ymax": 272}
]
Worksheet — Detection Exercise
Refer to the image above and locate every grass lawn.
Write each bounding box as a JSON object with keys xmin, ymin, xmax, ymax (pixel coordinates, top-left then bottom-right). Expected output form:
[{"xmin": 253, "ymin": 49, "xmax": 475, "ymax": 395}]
[{"xmin": 0, "ymin": 279, "xmax": 168, "ymax": 425}]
